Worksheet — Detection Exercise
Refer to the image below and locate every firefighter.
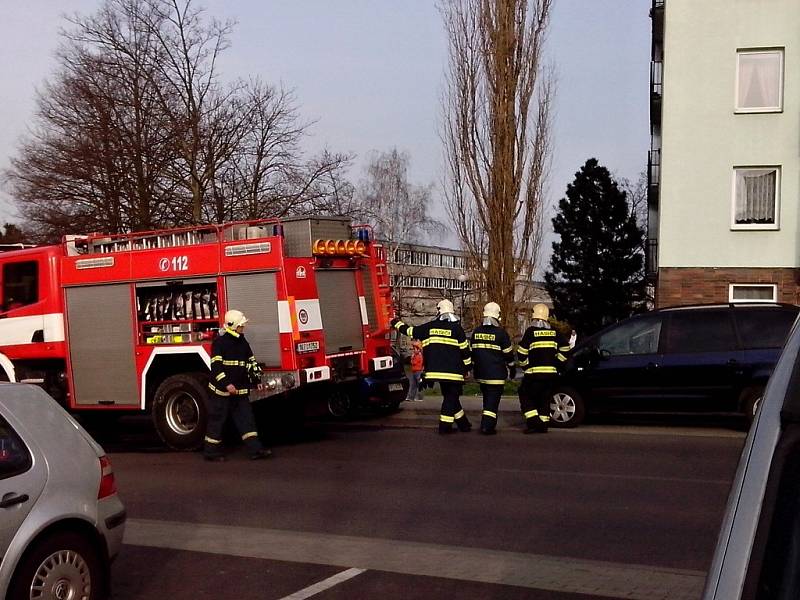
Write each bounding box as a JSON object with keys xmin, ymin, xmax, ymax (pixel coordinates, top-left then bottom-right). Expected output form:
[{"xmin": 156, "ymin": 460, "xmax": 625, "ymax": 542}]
[
  {"xmin": 471, "ymin": 302, "xmax": 515, "ymax": 435},
  {"xmin": 204, "ymin": 309, "xmax": 272, "ymax": 461},
  {"xmin": 516, "ymin": 304, "xmax": 571, "ymax": 433},
  {"xmin": 391, "ymin": 299, "xmax": 472, "ymax": 434}
]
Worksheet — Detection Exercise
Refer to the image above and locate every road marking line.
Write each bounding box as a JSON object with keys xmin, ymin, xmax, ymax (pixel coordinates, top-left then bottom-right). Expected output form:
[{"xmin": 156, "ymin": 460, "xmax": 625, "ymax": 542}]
[
  {"xmin": 278, "ymin": 568, "xmax": 366, "ymax": 600},
  {"xmin": 124, "ymin": 518, "xmax": 706, "ymax": 600},
  {"xmin": 496, "ymin": 467, "xmax": 732, "ymax": 485}
]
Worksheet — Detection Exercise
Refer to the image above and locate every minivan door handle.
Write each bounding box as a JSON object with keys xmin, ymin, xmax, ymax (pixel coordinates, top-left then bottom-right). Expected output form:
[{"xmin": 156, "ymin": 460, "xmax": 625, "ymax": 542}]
[{"xmin": 0, "ymin": 493, "xmax": 29, "ymax": 508}]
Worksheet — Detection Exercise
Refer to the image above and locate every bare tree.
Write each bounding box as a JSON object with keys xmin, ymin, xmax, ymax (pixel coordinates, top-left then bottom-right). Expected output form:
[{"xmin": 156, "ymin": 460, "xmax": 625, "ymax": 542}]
[
  {"xmin": 351, "ymin": 149, "xmax": 444, "ymax": 315},
  {"xmin": 4, "ymin": 0, "xmax": 353, "ymax": 240},
  {"xmin": 621, "ymin": 169, "xmax": 653, "ymax": 307},
  {"xmin": 139, "ymin": 0, "xmax": 236, "ymax": 223},
  {"xmin": 440, "ymin": 0, "xmax": 554, "ymax": 335},
  {"xmin": 5, "ymin": 0, "xmax": 179, "ymax": 239}
]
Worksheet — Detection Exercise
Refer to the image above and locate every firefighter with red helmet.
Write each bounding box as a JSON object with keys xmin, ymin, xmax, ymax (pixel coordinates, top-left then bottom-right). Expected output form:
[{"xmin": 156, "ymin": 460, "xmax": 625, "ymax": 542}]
[
  {"xmin": 516, "ymin": 304, "xmax": 571, "ymax": 433},
  {"xmin": 391, "ymin": 299, "xmax": 472, "ymax": 434},
  {"xmin": 470, "ymin": 302, "xmax": 515, "ymax": 435},
  {"xmin": 204, "ymin": 309, "xmax": 272, "ymax": 461}
]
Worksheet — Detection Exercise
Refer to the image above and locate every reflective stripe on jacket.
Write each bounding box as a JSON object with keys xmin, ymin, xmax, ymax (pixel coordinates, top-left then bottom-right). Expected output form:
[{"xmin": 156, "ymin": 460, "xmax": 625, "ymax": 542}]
[
  {"xmin": 394, "ymin": 319, "xmax": 471, "ymax": 382},
  {"xmin": 209, "ymin": 328, "xmax": 260, "ymax": 396},
  {"xmin": 470, "ymin": 324, "xmax": 514, "ymax": 385},
  {"xmin": 517, "ymin": 323, "xmax": 570, "ymax": 378}
]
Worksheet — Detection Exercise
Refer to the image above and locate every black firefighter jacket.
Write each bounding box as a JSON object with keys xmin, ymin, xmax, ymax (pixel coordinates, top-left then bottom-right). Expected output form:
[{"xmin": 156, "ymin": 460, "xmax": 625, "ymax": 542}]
[
  {"xmin": 516, "ymin": 322, "xmax": 571, "ymax": 379},
  {"xmin": 470, "ymin": 324, "xmax": 515, "ymax": 385},
  {"xmin": 393, "ymin": 318, "xmax": 472, "ymax": 382},
  {"xmin": 208, "ymin": 328, "xmax": 261, "ymax": 397}
]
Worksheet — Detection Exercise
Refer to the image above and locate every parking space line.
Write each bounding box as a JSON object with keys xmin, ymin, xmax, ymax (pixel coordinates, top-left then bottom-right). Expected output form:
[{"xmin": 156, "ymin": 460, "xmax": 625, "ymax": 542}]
[
  {"xmin": 277, "ymin": 568, "xmax": 366, "ymax": 600},
  {"xmin": 125, "ymin": 518, "xmax": 706, "ymax": 600}
]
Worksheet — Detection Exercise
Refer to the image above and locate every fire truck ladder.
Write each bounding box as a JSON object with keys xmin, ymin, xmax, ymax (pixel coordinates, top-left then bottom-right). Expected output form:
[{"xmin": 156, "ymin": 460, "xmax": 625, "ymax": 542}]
[
  {"xmin": 89, "ymin": 227, "xmax": 219, "ymax": 254},
  {"xmin": 371, "ymin": 243, "xmax": 394, "ymax": 327}
]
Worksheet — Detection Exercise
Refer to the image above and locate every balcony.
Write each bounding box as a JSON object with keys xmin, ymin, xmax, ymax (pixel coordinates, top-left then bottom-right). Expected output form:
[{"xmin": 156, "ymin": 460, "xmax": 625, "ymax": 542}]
[
  {"xmin": 648, "ymin": 149, "xmax": 661, "ymax": 199},
  {"xmin": 645, "ymin": 239, "xmax": 658, "ymax": 280},
  {"xmin": 650, "ymin": 60, "xmax": 663, "ymax": 123}
]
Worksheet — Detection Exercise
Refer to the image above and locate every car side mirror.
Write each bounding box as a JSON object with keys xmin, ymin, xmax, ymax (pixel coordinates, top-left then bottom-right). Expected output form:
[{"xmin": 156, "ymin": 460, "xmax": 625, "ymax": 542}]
[{"xmin": 598, "ymin": 348, "xmax": 612, "ymax": 361}]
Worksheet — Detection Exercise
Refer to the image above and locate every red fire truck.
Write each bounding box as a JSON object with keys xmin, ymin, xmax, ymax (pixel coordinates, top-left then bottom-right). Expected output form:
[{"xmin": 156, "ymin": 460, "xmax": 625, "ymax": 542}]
[{"xmin": 0, "ymin": 216, "xmax": 408, "ymax": 449}]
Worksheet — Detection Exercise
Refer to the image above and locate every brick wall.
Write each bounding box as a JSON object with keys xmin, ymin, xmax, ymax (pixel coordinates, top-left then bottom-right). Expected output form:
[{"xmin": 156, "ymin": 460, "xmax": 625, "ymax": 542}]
[{"xmin": 657, "ymin": 267, "xmax": 800, "ymax": 307}]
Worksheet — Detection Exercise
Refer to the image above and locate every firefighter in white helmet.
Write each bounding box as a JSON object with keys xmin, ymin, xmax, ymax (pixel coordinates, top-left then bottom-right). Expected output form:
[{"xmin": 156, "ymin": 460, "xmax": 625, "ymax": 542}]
[
  {"xmin": 470, "ymin": 302, "xmax": 515, "ymax": 435},
  {"xmin": 391, "ymin": 299, "xmax": 473, "ymax": 434},
  {"xmin": 204, "ymin": 309, "xmax": 271, "ymax": 461},
  {"xmin": 516, "ymin": 303, "xmax": 571, "ymax": 433}
]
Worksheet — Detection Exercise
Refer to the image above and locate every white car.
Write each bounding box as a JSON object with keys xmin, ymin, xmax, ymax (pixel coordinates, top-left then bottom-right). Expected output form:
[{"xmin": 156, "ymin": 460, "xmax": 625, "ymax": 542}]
[
  {"xmin": 0, "ymin": 384, "xmax": 125, "ymax": 600},
  {"xmin": 702, "ymin": 314, "xmax": 800, "ymax": 599}
]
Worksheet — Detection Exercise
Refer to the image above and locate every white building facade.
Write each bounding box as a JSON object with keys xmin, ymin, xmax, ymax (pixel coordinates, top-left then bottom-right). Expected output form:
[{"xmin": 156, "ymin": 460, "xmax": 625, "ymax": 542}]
[{"xmin": 651, "ymin": 0, "xmax": 800, "ymax": 306}]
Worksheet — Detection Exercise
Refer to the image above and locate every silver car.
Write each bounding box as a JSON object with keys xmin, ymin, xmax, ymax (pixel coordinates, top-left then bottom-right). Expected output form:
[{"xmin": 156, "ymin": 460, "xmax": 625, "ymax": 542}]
[
  {"xmin": 702, "ymin": 314, "xmax": 800, "ymax": 599},
  {"xmin": 0, "ymin": 383, "xmax": 125, "ymax": 600}
]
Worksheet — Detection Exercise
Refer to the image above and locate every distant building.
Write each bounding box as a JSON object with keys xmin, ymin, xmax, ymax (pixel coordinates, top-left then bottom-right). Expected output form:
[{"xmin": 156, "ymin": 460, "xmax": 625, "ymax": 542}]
[
  {"xmin": 387, "ymin": 241, "xmax": 550, "ymax": 343},
  {"xmin": 649, "ymin": 0, "xmax": 800, "ymax": 306}
]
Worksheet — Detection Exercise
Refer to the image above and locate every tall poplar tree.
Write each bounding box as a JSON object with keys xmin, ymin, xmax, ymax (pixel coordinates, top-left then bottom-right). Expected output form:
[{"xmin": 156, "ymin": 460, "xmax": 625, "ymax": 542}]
[{"xmin": 545, "ymin": 158, "xmax": 646, "ymax": 336}]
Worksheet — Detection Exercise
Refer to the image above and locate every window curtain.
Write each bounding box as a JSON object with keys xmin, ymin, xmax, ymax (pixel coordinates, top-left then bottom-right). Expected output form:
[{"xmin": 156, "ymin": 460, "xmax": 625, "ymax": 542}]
[
  {"xmin": 738, "ymin": 52, "xmax": 781, "ymax": 109},
  {"xmin": 736, "ymin": 169, "xmax": 776, "ymax": 224}
]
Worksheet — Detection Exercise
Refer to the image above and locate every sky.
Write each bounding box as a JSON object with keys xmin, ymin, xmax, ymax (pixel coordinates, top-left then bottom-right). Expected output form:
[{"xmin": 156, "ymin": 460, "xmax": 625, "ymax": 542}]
[{"xmin": 0, "ymin": 0, "xmax": 651, "ymax": 263}]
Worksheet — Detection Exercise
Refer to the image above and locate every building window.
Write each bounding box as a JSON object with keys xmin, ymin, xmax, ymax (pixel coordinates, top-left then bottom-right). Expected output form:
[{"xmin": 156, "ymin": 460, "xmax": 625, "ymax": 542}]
[
  {"xmin": 735, "ymin": 49, "xmax": 783, "ymax": 113},
  {"xmin": 729, "ymin": 284, "xmax": 777, "ymax": 303},
  {"xmin": 393, "ymin": 249, "xmax": 412, "ymax": 265},
  {"xmin": 442, "ymin": 255, "xmax": 455, "ymax": 269},
  {"xmin": 732, "ymin": 167, "xmax": 779, "ymax": 229}
]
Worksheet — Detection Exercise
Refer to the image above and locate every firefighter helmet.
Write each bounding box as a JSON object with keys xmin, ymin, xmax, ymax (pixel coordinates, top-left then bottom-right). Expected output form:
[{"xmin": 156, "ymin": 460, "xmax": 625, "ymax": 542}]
[
  {"xmin": 224, "ymin": 309, "xmax": 249, "ymax": 329},
  {"xmin": 532, "ymin": 304, "xmax": 549, "ymax": 321},
  {"xmin": 437, "ymin": 299, "xmax": 455, "ymax": 315},
  {"xmin": 483, "ymin": 302, "xmax": 501, "ymax": 320}
]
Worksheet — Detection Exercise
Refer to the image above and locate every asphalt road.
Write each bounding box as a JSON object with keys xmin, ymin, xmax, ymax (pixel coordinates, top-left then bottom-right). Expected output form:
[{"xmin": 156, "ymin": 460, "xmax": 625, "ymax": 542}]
[{"xmin": 98, "ymin": 404, "xmax": 746, "ymax": 600}]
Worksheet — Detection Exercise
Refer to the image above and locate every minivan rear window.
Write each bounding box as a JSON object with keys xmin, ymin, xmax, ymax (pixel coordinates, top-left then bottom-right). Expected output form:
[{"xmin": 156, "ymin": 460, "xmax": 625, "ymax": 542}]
[
  {"xmin": 735, "ymin": 308, "xmax": 798, "ymax": 350},
  {"xmin": 665, "ymin": 309, "xmax": 737, "ymax": 353}
]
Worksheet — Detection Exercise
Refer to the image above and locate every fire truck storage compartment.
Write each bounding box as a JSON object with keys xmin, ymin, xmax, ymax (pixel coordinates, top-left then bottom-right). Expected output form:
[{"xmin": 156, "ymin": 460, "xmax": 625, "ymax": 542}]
[
  {"xmin": 316, "ymin": 269, "xmax": 364, "ymax": 353},
  {"xmin": 135, "ymin": 278, "xmax": 219, "ymax": 344},
  {"xmin": 281, "ymin": 217, "xmax": 352, "ymax": 257},
  {"xmin": 65, "ymin": 284, "xmax": 139, "ymax": 406},
  {"xmin": 225, "ymin": 272, "xmax": 281, "ymax": 367}
]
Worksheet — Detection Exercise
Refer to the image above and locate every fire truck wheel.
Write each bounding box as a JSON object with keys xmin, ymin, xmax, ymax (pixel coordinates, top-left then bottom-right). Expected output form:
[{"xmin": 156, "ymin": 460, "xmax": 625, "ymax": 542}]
[
  {"xmin": 327, "ymin": 387, "xmax": 354, "ymax": 419},
  {"xmin": 152, "ymin": 373, "xmax": 208, "ymax": 450}
]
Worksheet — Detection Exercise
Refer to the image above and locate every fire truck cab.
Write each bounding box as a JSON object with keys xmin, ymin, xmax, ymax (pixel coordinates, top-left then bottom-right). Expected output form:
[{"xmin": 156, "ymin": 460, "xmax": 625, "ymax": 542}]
[{"xmin": 0, "ymin": 217, "xmax": 408, "ymax": 449}]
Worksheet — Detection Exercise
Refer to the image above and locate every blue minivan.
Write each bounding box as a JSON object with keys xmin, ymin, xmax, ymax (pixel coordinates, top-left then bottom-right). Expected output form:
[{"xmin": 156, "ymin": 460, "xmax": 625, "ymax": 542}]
[{"xmin": 549, "ymin": 303, "xmax": 800, "ymax": 427}]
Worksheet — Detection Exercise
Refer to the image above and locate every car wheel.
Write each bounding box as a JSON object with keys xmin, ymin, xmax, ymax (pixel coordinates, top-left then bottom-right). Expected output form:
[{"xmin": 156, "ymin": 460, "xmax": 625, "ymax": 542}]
[
  {"xmin": 9, "ymin": 530, "xmax": 105, "ymax": 600},
  {"xmin": 549, "ymin": 387, "xmax": 585, "ymax": 428},
  {"xmin": 152, "ymin": 373, "xmax": 208, "ymax": 450},
  {"xmin": 741, "ymin": 385, "xmax": 765, "ymax": 425}
]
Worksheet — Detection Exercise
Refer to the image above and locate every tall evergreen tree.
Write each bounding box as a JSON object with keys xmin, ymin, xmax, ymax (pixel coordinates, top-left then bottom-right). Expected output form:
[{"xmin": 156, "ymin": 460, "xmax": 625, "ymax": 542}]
[{"xmin": 545, "ymin": 158, "xmax": 645, "ymax": 336}]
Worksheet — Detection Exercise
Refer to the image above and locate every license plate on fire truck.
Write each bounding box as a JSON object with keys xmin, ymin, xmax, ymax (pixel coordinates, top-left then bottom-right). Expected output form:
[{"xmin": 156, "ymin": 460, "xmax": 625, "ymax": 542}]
[
  {"xmin": 296, "ymin": 341, "xmax": 320, "ymax": 353},
  {"xmin": 389, "ymin": 383, "xmax": 403, "ymax": 392}
]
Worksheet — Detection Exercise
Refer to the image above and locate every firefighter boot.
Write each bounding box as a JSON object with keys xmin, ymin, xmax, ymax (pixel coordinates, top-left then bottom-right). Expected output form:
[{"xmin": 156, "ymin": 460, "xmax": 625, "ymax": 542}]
[
  {"xmin": 455, "ymin": 410, "xmax": 472, "ymax": 432},
  {"xmin": 523, "ymin": 416, "xmax": 546, "ymax": 434},
  {"xmin": 250, "ymin": 448, "xmax": 273, "ymax": 460},
  {"xmin": 439, "ymin": 420, "xmax": 455, "ymax": 434}
]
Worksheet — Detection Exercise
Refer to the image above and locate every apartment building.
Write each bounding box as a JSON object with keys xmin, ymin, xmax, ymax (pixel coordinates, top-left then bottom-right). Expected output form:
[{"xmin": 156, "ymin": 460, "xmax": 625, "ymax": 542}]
[{"xmin": 649, "ymin": 0, "xmax": 800, "ymax": 306}]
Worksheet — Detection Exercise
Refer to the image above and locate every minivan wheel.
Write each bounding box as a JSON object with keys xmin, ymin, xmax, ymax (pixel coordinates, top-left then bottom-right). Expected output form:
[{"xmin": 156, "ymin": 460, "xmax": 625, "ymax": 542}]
[
  {"xmin": 741, "ymin": 386, "xmax": 765, "ymax": 424},
  {"xmin": 9, "ymin": 531, "xmax": 104, "ymax": 600},
  {"xmin": 549, "ymin": 387, "xmax": 585, "ymax": 428}
]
